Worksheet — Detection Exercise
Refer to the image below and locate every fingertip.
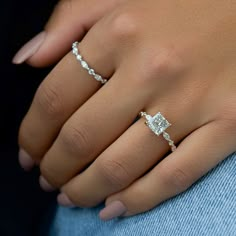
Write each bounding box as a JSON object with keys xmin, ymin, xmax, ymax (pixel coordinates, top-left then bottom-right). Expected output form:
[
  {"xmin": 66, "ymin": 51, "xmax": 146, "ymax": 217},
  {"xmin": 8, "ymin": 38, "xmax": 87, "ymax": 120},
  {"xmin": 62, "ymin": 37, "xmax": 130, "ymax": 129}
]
[
  {"xmin": 39, "ymin": 175, "xmax": 56, "ymax": 192},
  {"xmin": 18, "ymin": 149, "xmax": 35, "ymax": 171},
  {"xmin": 26, "ymin": 30, "xmax": 79, "ymax": 68},
  {"xmin": 57, "ymin": 193, "xmax": 75, "ymax": 208},
  {"xmin": 12, "ymin": 32, "xmax": 46, "ymax": 65},
  {"xmin": 99, "ymin": 200, "xmax": 127, "ymax": 221}
]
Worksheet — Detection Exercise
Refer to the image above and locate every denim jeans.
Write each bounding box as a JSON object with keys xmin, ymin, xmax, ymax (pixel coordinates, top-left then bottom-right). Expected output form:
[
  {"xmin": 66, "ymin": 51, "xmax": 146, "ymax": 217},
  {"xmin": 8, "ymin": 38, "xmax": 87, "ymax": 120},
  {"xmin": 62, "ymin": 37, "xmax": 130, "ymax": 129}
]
[{"xmin": 48, "ymin": 152, "xmax": 236, "ymax": 236}]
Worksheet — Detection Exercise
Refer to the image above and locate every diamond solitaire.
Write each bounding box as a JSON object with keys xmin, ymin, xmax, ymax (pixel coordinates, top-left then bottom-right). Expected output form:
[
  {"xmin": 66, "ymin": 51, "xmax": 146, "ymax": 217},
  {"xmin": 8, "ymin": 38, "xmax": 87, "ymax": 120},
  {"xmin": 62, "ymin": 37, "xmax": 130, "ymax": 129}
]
[{"xmin": 140, "ymin": 111, "xmax": 176, "ymax": 152}]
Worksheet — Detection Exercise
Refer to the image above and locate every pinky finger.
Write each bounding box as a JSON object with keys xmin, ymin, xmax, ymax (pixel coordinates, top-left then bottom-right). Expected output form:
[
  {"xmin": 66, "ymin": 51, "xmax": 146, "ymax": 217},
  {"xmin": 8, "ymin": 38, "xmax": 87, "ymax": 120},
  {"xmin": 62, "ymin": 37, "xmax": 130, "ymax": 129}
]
[{"xmin": 99, "ymin": 121, "xmax": 236, "ymax": 220}]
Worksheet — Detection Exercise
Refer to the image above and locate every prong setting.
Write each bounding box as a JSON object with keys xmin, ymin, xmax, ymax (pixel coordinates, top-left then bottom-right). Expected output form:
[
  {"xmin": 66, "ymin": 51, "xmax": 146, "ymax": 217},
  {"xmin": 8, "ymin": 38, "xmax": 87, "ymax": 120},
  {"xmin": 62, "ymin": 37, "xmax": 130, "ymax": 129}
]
[{"xmin": 140, "ymin": 111, "xmax": 176, "ymax": 152}]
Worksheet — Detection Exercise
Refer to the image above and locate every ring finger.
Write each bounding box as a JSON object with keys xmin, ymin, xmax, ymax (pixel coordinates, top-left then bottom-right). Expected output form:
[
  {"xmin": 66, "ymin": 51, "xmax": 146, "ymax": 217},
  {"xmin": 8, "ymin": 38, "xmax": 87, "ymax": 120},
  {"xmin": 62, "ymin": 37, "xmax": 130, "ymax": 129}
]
[{"xmin": 58, "ymin": 106, "xmax": 202, "ymax": 206}]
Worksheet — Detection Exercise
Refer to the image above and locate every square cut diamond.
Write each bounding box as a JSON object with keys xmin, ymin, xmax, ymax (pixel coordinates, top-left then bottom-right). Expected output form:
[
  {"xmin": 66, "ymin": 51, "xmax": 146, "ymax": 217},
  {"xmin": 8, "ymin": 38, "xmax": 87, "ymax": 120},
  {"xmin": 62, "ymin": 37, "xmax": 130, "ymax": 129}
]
[{"xmin": 146, "ymin": 112, "xmax": 171, "ymax": 136}]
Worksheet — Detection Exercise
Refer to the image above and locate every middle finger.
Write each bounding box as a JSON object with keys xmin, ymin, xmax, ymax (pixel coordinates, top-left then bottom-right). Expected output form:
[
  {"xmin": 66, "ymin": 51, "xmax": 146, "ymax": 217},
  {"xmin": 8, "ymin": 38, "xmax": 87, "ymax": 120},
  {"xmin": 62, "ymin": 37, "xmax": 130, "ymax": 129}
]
[{"xmin": 40, "ymin": 68, "xmax": 147, "ymax": 187}]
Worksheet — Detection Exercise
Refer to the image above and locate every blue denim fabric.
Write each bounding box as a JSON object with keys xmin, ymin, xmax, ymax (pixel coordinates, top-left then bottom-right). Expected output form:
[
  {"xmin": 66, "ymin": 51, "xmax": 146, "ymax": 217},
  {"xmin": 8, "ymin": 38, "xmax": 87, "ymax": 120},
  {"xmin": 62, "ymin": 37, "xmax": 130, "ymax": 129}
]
[{"xmin": 48, "ymin": 152, "xmax": 236, "ymax": 236}]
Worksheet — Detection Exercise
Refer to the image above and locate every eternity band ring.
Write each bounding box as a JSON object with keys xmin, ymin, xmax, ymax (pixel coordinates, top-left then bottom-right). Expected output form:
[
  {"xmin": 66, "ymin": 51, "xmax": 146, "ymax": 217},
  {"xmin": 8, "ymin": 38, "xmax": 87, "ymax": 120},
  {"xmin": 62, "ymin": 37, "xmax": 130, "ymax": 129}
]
[
  {"xmin": 140, "ymin": 111, "xmax": 177, "ymax": 152},
  {"xmin": 72, "ymin": 41, "xmax": 107, "ymax": 84}
]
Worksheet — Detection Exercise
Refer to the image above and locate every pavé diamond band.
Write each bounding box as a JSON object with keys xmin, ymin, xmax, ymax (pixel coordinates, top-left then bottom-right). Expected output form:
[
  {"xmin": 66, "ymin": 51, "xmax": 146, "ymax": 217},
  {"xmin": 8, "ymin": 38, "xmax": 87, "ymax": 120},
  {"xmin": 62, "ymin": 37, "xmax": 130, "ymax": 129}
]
[
  {"xmin": 140, "ymin": 111, "xmax": 177, "ymax": 152},
  {"xmin": 72, "ymin": 41, "xmax": 107, "ymax": 84}
]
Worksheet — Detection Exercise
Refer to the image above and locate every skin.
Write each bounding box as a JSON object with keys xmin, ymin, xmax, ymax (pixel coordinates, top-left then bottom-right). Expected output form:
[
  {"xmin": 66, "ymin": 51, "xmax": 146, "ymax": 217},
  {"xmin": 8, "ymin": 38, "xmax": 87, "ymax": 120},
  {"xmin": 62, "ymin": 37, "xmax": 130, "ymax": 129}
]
[
  {"xmin": 26, "ymin": 0, "xmax": 126, "ymax": 67},
  {"xmin": 18, "ymin": 0, "xmax": 236, "ymax": 217}
]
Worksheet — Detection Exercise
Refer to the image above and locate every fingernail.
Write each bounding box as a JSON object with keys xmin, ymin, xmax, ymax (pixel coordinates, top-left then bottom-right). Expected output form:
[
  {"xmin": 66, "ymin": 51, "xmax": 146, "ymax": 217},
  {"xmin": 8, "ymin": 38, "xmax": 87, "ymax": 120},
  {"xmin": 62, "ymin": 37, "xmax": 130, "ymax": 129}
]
[
  {"xmin": 18, "ymin": 149, "xmax": 35, "ymax": 171},
  {"xmin": 57, "ymin": 193, "xmax": 75, "ymax": 208},
  {"xmin": 12, "ymin": 31, "xmax": 46, "ymax": 64},
  {"xmin": 39, "ymin": 175, "xmax": 55, "ymax": 192},
  {"xmin": 99, "ymin": 201, "xmax": 127, "ymax": 221}
]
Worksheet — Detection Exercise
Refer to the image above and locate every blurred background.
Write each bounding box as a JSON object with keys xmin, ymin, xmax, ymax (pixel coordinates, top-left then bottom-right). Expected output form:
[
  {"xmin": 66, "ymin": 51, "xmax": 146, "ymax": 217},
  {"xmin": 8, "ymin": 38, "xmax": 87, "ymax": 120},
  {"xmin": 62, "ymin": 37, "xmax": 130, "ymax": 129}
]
[{"xmin": 1, "ymin": 1, "xmax": 58, "ymax": 235}]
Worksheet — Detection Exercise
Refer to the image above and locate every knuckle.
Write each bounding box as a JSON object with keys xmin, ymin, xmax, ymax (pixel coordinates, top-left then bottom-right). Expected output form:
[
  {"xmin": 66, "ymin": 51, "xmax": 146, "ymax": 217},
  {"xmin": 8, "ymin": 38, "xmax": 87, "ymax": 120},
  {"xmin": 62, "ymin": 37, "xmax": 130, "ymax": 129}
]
[
  {"xmin": 98, "ymin": 158, "xmax": 131, "ymax": 190},
  {"xmin": 137, "ymin": 47, "xmax": 184, "ymax": 85},
  {"xmin": 18, "ymin": 121, "xmax": 42, "ymax": 161},
  {"xmin": 108, "ymin": 12, "xmax": 139, "ymax": 42},
  {"xmin": 162, "ymin": 167, "xmax": 192, "ymax": 193},
  {"xmin": 171, "ymin": 168, "xmax": 192, "ymax": 192},
  {"xmin": 149, "ymin": 51, "xmax": 174, "ymax": 76},
  {"xmin": 54, "ymin": 0, "xmax": 73, "ymax": 15},
  {"xmin": 60, "ymin": 124, "xmax": 92, "ymax": 157},
  {"xmin": 147, "ymin": 47, "xmax": 182, "ymax": 79},
  {"xmin": 36, "ymin": 80, "xmax": 63, "ymax": 120}
]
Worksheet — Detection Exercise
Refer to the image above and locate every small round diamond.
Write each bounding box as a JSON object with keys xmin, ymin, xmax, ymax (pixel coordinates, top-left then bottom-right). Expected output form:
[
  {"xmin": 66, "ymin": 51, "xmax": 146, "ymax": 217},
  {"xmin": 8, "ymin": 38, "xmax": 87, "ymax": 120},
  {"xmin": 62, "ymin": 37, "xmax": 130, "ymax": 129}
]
[
  {"xmin": 72, "ymin": 48, "xmax": 78, "ymax": 55},
  {"xmin": 72, "ymin": 42, "xmax": 78, "ymax": 48},
  {"xmin": 101, "ymin": 79, "xmax": 107, "ymax": 84},
  {"xmin": 89, "ymin": 69, "xmax": 95, "ymax": 75},
  {"xmin": 169, "ymin": 141, "xmax": 174, "ymax": 145},
  {"xmin": 76, "ymin": 54, "xmax": 82, "ymax": 60}
]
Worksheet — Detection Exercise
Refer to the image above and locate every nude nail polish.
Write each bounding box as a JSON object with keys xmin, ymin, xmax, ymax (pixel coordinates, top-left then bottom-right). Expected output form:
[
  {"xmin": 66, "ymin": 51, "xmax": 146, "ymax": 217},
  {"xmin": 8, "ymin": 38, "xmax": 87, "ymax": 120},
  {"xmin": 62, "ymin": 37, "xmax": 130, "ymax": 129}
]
[
  {"xmin": 12, "ymin": 31, "xmax": 46, "ymax": 64},
  {"xmin": 18, "ymin": 149, "xmax": 35, "ymax": 171},
  {"xmin": 57, "ymin": 193, "xmax": 75, "ymax": 208},
  {"xmin": 39, "ymin": 175, "xmax": 55, "ymax": 192},
  {"xmin": 99, "ymin": 201, "xmax": 127, "ymax": 221}
]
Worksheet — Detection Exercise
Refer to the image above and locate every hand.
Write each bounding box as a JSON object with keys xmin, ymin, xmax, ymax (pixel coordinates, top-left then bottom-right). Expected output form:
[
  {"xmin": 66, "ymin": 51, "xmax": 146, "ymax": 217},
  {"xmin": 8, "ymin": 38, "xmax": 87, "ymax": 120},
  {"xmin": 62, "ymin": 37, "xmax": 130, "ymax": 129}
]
[
  {"xmin": 18, "ymin": 0, "xmax": 236, "ymax": 220},
  {"xmin": 13, "ymin": 0, "xmax": 125, "ymax": 67}
]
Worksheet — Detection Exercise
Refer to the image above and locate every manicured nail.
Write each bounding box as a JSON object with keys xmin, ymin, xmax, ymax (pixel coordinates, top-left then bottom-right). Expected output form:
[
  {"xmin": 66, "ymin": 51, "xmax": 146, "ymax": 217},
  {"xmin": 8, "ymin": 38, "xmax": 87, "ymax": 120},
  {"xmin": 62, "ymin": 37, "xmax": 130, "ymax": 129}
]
[
  {"xmin": 12, "ymin": 31, "xmax": 46, "ymax": 64},
  {"xmin": 18, "ymin": 149, "xmax": 35, "ymax": 171},
  {"xmin": 39, "ymin": 175, "xmax": 55, "ymax": 192},
  {"xmin": 99, "ymin": 201, "xmax": 127, "ymax": 221},
  {"xmin": 57, "ymin": 193, "xmax": 75, "ymax": 207}
]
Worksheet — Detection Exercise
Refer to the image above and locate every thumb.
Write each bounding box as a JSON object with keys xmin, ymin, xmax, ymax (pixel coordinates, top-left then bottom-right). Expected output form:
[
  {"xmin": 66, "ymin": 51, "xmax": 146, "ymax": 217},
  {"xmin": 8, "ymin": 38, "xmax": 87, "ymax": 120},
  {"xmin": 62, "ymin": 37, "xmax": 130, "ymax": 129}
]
[{"xmin": 12, "ymin": 0, "xmax": 121, "ymax": 67}]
